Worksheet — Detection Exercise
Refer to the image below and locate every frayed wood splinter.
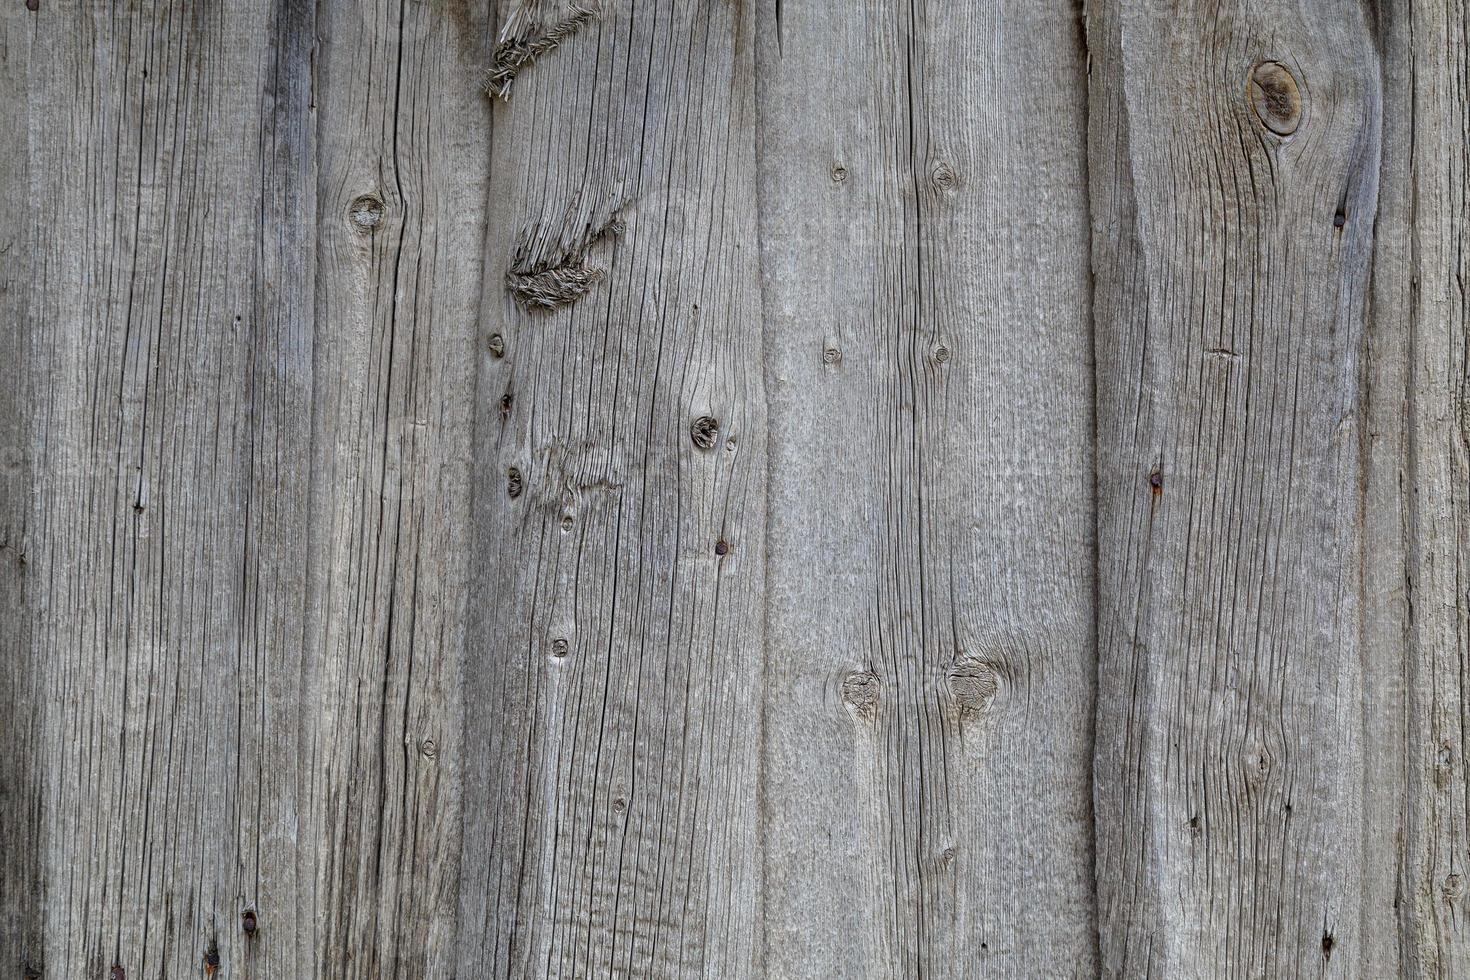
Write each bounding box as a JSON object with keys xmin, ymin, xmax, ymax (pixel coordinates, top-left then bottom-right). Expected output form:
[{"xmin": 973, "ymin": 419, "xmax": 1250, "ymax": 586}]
[
  {"xmin": 507, "ymin": 206, "xmax": 625, "ymax": 311},
  {"xmin": 484, "ymin": 3, "xmax": 599, "ymax": 101}
]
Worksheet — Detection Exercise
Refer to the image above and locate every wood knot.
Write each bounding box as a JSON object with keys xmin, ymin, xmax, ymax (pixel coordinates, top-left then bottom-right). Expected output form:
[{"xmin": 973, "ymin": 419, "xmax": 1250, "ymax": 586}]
[
  {"xmin": 949, "ymin": 657, "xmax": 999, "ymax": 721},
  {"xmin": 841, "ymin": 671, "xmax": 880, "ymax": 719},
  {"xmin": 1247, "ymin": 61, "xmax": 1301, "ymax": 136},
  {"xmin": 930, "ymin": 161, "xmax": 957, "ymax": 191},
  {"xmin": 550, "ymin": 637, "xmax": 570, "ymax": 659},
  {"xmin": 830, "ymin": 163, "xmax": 848, "ymax": 183},
  {"xmin": 690, "ymin": 415, "xmax": 720, "ymax": 450},
  {"xmin": 419, "ymin": 737, "xmax": 438, "ymax": 759},
  {"xmin": 349, "ymin": 195, "xmax": 385, "ymax": 231},
  {"xmin": 488, "ymin": 333, "xmax": 506, "ymax": 358},
  {"xmin": 507, "ymin": 467, "xmax": 523, "ymax": 499},
  {"xmin": 822, "ymin": 345, "xmax": 842, "ymax": 365}
]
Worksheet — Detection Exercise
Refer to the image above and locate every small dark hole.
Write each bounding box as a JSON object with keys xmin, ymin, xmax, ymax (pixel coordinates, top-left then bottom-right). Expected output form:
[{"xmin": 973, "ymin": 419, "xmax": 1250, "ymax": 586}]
[
  {"xmin": 714, "ymin": 539, "xmax": 729, "ymax": 556},
  {"xmin": 1333, "ymin": 210, "xmax": 1346, "ymax": 228}
]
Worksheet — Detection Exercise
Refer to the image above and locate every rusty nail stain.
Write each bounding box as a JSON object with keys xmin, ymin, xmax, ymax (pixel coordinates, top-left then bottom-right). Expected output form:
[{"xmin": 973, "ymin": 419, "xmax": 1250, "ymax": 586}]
[
  {"xmin": 110, "ymin": 965, "xmax": 125, "ymax": 980},
  {"xmin": 1149, "ymin": 470, "xmax": 1163, "ymax": 493},
  {"xmin": 241, "ymin": 908, "xmax": 258, "ymax": 935}
]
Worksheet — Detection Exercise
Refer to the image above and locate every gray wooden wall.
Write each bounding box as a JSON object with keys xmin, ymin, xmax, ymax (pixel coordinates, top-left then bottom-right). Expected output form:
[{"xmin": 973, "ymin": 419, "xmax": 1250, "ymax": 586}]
[{"xmin": 2, "ymin": 0, "xmax": 1466, "ymax": 977}]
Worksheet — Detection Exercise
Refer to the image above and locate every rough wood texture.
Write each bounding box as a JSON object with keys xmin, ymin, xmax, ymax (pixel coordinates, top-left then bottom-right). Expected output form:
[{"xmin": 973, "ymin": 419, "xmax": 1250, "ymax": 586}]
[
  {"xmin": 12, "ymin": 4, "xmax": 317, "ymax": 975},
  {"xmin": 307, "ymin": 1, "xmax": 486, "ymax": 976},
  {"xmin": 1086, "ymin": 2, "xmax": 1388, "ymax": 975},
  {"xmin": 1378, "ymin": 0, "xmax": 1470, "ymax": 972},
  {"xmin": 454, "ymin": 0, "xmax": 767, "ymax": 976},
  {"xmin": 756, "ymin": 1, "xmax": 1098, "ymax": 976},
  {"xmin": 6, "ymin": 0, "xmax": 1470, "ymax": 977},
  {"xmin": 2, "ymin": 1, "xmax": 482, "ymax": 976}
]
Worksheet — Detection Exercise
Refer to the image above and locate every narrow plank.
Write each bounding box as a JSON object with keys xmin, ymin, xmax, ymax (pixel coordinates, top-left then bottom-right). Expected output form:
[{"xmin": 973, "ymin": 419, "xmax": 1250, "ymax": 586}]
[
  {"xmin": 456, "ymin": 0, "xmax": 767, "ymax": 975},
  {"xmin": 0, "ymin": 5, "xmax": 41, "ymax": 976},
  {"xmin": 1086, "ymin": 2, "xmax": 1386, "ymax": 975},
  {"xmin": 306, "ymin": 1, "xmax": 489, "ymax": 976},
  {"xmin": 1377, "ymin": 1, "xmax": 1470, "ymax": 972},
  {"xmin": 15, "ymin": 2, "xmax": 317, "ymax": 976},
  {"xmin": 756, "ymin": 1, "xmax": 1099, "ymax": 976}
]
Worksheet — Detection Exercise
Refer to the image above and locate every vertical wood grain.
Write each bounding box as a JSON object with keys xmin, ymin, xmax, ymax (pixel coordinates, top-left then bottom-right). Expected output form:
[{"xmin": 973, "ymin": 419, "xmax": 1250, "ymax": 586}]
[
  {"xmin": 455, "ymin": 0, "xmax": 767, "ymax": 976},
  {"xmin": 12, "ymin": 2, "xmax": 318, "ymax": 975},
  {"xmin": 756, "ymin": 1, "xmax": 1099, "ymax": 976},
  {"xmin": 1375, "ymin": 1, "xmax": 1470, "ymax": 973},
  {"xmin": 307, "ymin": 1, "xmax": 487, "ymax": 977},
  {"xmin": 0, "ymin": 6, "xmax": 40, "ymax": 976},
  {"xmin": 1086, "ymin": 2, "xmax": 1386, "ymax": 975}
]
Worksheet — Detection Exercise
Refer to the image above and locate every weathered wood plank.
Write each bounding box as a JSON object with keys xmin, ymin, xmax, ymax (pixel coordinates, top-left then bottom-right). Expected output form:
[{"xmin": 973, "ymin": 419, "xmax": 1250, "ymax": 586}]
[
  {"xmin": 0, "ymin": 6, "xmax": 41, "ymax": 976},
  {"xmin": 307, "ymin": 1, "xmax": 487, "ymax": 977},
  {"xmin": 1375, "ymin": 1, "xmax": 1470, "ymax": 972},
  {"xmin": 756, "ymin": 2, "xmax": 1099, "ymax": 976},
  {"xmin": 1086, "ymin": 2, "xmax": 1386, "ymax": 975},
  {"xmin": 456, "ymin": 0, "xmax": 767, "ymax": 976},
  {"xmin": 13, "ymin": 2, "xmax": 317, "ymax": 975}
]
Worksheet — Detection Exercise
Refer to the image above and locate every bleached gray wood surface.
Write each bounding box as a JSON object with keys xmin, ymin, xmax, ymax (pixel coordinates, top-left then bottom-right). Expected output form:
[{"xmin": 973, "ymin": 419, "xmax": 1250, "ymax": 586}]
[{"xmin": 2, "ymin": 1, "xmax": 1466, "ymax": 978}]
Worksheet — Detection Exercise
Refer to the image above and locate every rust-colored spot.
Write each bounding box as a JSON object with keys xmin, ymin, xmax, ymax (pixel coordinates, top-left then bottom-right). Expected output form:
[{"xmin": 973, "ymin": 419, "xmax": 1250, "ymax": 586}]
[
  {"xmin": 1248, "ymin": 61, "xmax": 1301, "ymax": 136},
  {"xmin": 241, "ymin": 908, "xmax": 258, "ymax": 935},
  {"xmin": 110, "ymin": 964, "xmax": 125, "ymax": 980}
]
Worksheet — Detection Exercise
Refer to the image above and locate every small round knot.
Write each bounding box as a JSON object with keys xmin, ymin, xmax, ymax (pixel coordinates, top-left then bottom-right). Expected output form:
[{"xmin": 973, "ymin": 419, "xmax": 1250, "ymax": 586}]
[
  {"xmin": 690, "ymin": 415, "xmax": 720, "ymax": 450},
  {"xmin": 611, "ymin": 797, "xmax": 627, "ymax": 814},
  {"xmin": 551, "ymin": 638, "xmax": 570, "ymax": 659},
  {"xmin": 419, "ymin": 738, "xmax": 438, "ymax": 759},
  {"xmin": 830, "ymin": 164, "xmax": 849, "ymax": 183},
  {"xmin": 822, "ymin": 346, "xmax": 842, "ymax": 365},
  {"xmin": 931, "ymin": 162, "xmax": 957, "ymax": 191},
  {"xmin": 349, "ymin": 195, "xmax": 385, "ymax": 231},
  {"xmin": 1247, "ymin": 61, "xmax": 1301, "ymax": 136},
  {"xmin": 933, "ymin": 344, "xmax": 951, "ymax": 363},
  {"xmin": 841, "ymin": 671, "xmax": 880, "ymax": 718},
  {"xmin": 560, "ymin": 513, "xmax": 574, "ymax": 532}
]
